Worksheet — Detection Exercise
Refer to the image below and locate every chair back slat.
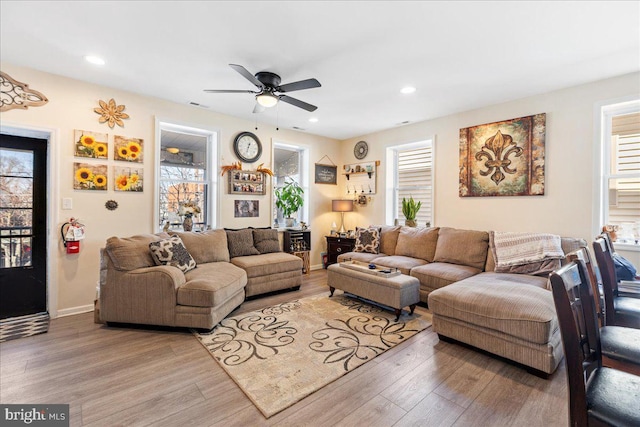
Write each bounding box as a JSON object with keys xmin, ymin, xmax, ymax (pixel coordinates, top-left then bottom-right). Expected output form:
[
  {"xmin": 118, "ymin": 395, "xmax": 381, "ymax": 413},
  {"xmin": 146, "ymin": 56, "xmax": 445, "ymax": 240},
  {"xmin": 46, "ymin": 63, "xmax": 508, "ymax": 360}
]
[
  {"xmin": 592, "ymin": 237, "xmax": 619, "ymax": 325},
  {"xmin": 566, "ymin": 248, "xmax": 604, "ymax": 327}
]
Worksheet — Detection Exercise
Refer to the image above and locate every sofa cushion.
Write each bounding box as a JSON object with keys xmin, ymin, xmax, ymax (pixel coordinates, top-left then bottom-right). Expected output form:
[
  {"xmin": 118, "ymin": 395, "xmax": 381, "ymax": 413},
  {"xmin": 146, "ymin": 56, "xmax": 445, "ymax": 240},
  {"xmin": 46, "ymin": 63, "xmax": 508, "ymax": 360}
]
[
  {"xmin": 337, "ymin": 252, "xmax": 387, "ymax": 264},
  {"xmin": 394, "ymin": 227, "xmax": 439, "ymax": 262},
  {"xmin": 372, "ymin": 255, "xmax": 428, "ymax": 275},
  {"xmin": 378, "ymin": 225, "xmax": 402, "ymax": 255},
  {"xmin": 170, "ymin": 229, "xmax": 229, "ymax": 263},
  {"xmin": 231, "ymin": 252, "xmax": 302, "ymax": 278},
  {"xmin": 433, "ymin": 227, "xmax": 489, "ymax": 270},
  {"xmin": 149, "ymin": 235, "xmax": 197, "ymax": 273},
  {"xmin": 178, "ymin": 262, "xmax": 247, "ymax": 307},
  {"xmin": 354, "ymin": 227, "xmax": 381, "ymax": 254},
  {"xmin": 253, "ymin": 228, "xmax": 281, "ymax": 254},
  {"xmin": 106, "ymin": 233, "xmax": 170, "ymax": 271},
  {"xmin": 410, "ymin": 262, "xmax": 482, "ymax": 292},
  {"xmin": 428, "ymin": 275, "xmax": 557, "ymax": 344},
  {"xmin": 226, "ymin": 229, "xmax": 260, "ymax": 258}
]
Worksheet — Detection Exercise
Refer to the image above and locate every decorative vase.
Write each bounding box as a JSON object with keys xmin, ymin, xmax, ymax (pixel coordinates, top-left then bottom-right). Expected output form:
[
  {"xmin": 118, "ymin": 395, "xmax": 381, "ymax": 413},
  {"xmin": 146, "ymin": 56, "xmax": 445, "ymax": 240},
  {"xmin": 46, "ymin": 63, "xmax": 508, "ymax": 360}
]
[
  {"xmin": 183, "ymin": 215, "xmax": 193, "ymax": 232},
  {"xmin": 405, "ymin": 219, "xmax": 417, "ymax": 227},
  {"xmin": 285, "ymin": 218, "xmax": 295, "ymax": 228}
]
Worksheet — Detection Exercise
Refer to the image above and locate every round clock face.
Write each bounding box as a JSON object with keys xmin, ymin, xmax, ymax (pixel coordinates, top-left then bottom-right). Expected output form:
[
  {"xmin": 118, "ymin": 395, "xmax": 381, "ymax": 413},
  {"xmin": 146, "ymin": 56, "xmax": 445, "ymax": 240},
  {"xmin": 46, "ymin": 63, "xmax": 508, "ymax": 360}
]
[
  {"xmin": 354, "ymin": 140, "xmax": 368, "ymax": 159},
  {"xmin": 234, "ymin": 132, "xmax": 262, "ymax": 163}
]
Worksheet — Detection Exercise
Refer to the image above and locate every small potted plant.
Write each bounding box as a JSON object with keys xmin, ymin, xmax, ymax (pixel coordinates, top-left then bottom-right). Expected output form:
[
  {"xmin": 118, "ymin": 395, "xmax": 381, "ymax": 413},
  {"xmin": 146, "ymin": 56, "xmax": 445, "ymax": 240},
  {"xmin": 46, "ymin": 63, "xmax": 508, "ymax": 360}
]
[
  {"xmin": 402, "ymin": 196, "xmax": 421, "ymax": 227},
  {"xmin": 275, "ymin": 178, "xmax": 304, "ymax": 227}
]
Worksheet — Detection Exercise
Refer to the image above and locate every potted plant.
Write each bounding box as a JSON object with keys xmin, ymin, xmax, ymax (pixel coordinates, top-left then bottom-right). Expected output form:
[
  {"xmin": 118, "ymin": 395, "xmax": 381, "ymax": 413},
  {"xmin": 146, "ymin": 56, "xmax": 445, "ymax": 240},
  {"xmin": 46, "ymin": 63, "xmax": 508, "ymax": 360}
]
[
  {"xmin": 402, "ymin": 196, "xmax": 421, "ymax": 227},
  {"xmin": 275, "ymin": 178, "xmax": 304, "ymax": 227}
]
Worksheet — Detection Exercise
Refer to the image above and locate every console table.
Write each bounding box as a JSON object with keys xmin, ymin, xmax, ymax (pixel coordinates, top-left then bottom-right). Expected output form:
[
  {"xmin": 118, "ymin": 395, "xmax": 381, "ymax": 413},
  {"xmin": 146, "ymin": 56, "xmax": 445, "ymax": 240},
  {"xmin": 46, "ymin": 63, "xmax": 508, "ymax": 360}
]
[{"xmin": 326, "ymin": 235, "xmax": 356, "ymax": 266}]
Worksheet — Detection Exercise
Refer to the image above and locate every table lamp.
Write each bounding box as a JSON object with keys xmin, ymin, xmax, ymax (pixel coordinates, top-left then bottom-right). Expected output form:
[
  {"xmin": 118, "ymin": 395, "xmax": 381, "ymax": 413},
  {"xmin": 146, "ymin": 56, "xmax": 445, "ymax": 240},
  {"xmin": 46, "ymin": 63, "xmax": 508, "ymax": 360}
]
[{"xmin": 332, "ymin": 199, "xmax": 354, "ymax": 233}]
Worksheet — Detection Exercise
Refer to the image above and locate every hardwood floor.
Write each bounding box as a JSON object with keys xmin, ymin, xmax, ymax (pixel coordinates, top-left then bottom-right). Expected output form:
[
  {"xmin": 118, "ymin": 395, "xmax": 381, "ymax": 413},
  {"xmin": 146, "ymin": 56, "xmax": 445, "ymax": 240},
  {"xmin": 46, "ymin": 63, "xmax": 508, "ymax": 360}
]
[{"xmin": 0, "ymin": 270, "xmax": 568, "ymax": 426}]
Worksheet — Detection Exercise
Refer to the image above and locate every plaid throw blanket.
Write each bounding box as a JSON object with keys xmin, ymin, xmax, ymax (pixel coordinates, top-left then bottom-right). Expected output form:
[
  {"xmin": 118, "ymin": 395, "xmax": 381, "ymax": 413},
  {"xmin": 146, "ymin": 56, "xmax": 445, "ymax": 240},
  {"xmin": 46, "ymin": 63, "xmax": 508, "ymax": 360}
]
[{"xmin": 491, "ymin": 231, "xmax": 564, "ymax": 267}]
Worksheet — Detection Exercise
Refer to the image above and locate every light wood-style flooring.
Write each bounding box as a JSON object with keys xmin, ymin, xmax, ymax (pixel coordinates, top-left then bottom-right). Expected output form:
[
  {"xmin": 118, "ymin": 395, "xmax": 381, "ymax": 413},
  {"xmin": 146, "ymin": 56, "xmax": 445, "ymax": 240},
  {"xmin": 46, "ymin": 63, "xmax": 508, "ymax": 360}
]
[{"xmin": 0, "ymin": 269, "xmax": 568, "ymax": 426}]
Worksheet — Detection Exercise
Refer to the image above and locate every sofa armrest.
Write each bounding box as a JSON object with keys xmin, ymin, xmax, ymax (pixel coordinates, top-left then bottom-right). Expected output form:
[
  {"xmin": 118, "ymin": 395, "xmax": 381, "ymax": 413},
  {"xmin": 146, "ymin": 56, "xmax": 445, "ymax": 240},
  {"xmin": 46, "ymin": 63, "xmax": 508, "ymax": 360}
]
[{"xmin": 100, "ymin": 265, "xmax": 186, "ymax": 325}]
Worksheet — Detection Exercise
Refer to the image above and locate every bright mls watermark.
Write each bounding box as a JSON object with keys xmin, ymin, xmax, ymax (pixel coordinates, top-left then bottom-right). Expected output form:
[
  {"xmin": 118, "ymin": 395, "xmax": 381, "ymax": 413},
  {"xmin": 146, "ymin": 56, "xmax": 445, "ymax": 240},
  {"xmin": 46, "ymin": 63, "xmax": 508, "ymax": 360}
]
[{"xmin": 1, "ymin": 405, "xmax": 69, "ymax": 426}]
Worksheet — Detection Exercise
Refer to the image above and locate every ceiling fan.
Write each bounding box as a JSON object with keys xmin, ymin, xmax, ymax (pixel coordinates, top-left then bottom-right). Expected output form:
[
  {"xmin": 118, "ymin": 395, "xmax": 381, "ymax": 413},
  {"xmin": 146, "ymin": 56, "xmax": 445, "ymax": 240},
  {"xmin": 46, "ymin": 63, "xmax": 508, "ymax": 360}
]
[{"xmin": 205, "ymin": 64, "xmax": 321, "ymax": 113}]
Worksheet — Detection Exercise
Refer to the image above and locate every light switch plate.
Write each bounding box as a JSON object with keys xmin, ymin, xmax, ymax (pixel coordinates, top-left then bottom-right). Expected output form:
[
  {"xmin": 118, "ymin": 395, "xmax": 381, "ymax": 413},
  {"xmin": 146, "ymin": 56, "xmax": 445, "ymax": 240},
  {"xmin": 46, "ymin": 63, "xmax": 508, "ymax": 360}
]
[{"xmin": 62, "ymin": 198, "xmax": 73, "ymax": 210}]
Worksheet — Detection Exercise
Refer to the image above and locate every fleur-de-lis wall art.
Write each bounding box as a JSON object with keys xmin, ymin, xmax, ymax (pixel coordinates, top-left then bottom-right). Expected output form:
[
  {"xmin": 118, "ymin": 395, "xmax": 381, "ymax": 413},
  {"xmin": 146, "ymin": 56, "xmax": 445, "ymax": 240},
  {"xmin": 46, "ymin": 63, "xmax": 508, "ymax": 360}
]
[
  {"xmin": 459, "ymin": 113, "xmax": 546, "ymax": 197},
  {"xmin": 0, "ymin": 71, "xmax": 49, "ymax": 112}
]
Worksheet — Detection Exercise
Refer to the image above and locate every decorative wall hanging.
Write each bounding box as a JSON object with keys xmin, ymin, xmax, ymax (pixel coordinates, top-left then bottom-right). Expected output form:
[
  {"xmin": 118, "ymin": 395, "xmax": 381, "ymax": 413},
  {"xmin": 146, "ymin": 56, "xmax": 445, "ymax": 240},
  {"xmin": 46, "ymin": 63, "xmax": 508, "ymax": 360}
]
[
  {"xmin": 343, "ymin": 160, "xmax": 380, "ymax": 195},
  {"xmin": 315, "ymin": 155, "xmax": 337, "ymax": 185},
  {"xmin": 354, "ymin": 141, "xmax": 368, "ymax": 160},
  {"xmin": 73, "ymin": 163, "xmax": 108, "ymax": 191},
  {"xmin": 74, "ymin": 129, "xmax": 108, "ymax": 159},
  {"xmin": 105, "ymin": 200, "xmax": 119, "ymax": 211},
  {"xmin": 94, "ymin": 98, "xmax": 129, "ymax": 128},
  {"xmin": 459, "ymin": 113, "xmax": 545, "ymax": 197},
  {"xmin": 113, "ymin": 166, "xmax": 143, "ymax": 192},
  {"xmin": 0, "ymin": 71, "xmax": 49, "ymax": 112},
  {"xmin": 229, "ymin": 170, "xmax": 265, "ymax": 195},
  {"xmin": 235, "ymin": 200, "xmax": 259, "ymax": 218},
  {"xmin": 114, "ymin": 135, "xmax": 143, "ymax": 162}
]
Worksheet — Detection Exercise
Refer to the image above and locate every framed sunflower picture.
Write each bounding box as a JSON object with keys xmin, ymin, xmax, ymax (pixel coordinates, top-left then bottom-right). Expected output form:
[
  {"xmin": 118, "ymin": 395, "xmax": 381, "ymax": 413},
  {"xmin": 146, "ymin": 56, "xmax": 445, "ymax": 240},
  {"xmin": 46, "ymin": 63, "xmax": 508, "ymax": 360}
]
[
  {"xmin": 74, "ymin": 129, "xmax": 108, "ymax": 159},
  {"xmin": 114, "ymin": 135, "xmax": 143, "ymax": 163},
  {"xmin": 113, "ymin": 166, "xmax": 143, "ymax": 192},
  {"xmin": 73, "ymin": 163, "xmax": 108, "ymax": 191}
]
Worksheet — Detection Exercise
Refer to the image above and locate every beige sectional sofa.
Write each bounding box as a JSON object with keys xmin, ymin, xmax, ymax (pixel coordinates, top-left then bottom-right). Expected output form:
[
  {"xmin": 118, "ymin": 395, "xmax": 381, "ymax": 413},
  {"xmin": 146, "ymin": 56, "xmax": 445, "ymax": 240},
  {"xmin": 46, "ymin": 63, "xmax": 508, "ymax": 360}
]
[
  {"xmin": 100, "ymin": 228, "xmax": 302, "ymax": 330},
  {"xmin": 338, "ymin": 226, "xmax": 585, "ymax": 376}
]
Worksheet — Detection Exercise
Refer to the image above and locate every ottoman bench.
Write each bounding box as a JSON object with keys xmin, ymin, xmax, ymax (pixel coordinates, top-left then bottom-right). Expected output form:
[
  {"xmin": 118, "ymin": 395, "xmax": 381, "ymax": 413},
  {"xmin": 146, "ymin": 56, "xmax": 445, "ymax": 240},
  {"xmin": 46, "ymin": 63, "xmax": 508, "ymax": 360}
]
[{"xmin": 327, "ymin": 263, "xmax": 420, "ymax": 321}]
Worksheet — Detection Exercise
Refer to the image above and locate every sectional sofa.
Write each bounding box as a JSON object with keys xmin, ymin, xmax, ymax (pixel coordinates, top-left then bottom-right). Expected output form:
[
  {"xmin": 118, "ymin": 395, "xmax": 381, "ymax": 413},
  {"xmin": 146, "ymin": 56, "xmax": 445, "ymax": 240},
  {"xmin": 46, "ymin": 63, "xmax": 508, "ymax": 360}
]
[
  {"xmin": 99, "ymin": 228, "xmax": 302, "ymax": 330},
  {"xmin": 337, "ymin": 226, "xmax": 585, "ymax": 376}
]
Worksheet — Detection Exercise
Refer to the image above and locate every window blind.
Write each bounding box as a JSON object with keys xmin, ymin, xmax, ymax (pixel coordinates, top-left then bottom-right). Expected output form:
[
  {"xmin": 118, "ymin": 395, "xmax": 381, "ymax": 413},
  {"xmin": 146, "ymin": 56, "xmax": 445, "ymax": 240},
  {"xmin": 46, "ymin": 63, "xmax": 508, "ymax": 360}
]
[{"xmin": 396, "ymin": 145, "xmax": 432, "ymax": 226}]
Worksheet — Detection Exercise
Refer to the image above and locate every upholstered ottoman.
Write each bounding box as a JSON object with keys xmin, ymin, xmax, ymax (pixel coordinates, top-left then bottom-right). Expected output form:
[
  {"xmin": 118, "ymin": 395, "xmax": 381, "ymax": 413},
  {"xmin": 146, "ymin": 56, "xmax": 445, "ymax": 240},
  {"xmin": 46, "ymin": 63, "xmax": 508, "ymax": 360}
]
[
  {"xmin": 428, "ymin": 273, "xmax": 563, "ymax": 376},
  {"xmin": 327, "ymin": 263, "xmax": 420, "ymax": 321}
]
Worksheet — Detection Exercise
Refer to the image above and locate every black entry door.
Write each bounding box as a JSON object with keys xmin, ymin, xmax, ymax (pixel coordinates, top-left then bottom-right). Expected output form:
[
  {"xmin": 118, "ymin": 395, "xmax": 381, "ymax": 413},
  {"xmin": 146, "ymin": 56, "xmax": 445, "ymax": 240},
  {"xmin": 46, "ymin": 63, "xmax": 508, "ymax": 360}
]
[{"xmin": 0, "ymin": 134, "xmax": 47, "ymax": 319}]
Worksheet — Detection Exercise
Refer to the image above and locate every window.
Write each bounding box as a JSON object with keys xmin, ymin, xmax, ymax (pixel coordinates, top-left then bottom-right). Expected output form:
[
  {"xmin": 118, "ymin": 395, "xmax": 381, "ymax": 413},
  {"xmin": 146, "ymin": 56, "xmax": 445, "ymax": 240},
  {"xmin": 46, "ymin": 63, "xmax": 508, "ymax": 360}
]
[
  {"xmin": 600, "ymin": 101, "xmax": 640, "ymax": 245},
  {"xmin": 273, "ymin": 143, "xmax": 309, "ymax": 227},
  {"xmin": 386, "ymin": 140, "xmax": 434, "ymax": 226},
  {"xmin": 156, "ymin": 122, "xmax": 217, "ymax": 231}
]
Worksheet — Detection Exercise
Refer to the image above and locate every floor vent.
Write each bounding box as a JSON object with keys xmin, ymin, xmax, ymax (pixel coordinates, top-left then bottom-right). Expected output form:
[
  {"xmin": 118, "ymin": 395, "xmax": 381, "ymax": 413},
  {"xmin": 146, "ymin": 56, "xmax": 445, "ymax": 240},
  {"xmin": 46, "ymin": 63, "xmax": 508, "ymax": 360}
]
[{"xmin": 0, "ymin": 312, "xmax": 49, "ymax": 343}]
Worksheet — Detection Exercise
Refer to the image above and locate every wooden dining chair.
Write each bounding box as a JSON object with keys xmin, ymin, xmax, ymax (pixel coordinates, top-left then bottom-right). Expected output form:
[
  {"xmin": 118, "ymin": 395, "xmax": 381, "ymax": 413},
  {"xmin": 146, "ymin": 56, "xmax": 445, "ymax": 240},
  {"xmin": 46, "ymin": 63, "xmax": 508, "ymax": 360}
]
[
  {"xmin": 566, "ymin": 249, "xmax": 640, "ymax": 376},
  {"xmin": 550, "ymin": 261, "xmax": 640, "ymax": 427},
  {"xmin": 592, "ymin": 237, "xmax": 640, "ymax": 328}
]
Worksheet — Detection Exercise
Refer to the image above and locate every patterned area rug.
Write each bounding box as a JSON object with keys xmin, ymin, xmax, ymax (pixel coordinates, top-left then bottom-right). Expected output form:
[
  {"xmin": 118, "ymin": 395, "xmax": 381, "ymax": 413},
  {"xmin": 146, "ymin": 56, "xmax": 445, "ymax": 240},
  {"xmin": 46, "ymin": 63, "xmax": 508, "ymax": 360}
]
[{"xmin": 194, "ymin": 293, "xmax": 431, "ymax": 418}]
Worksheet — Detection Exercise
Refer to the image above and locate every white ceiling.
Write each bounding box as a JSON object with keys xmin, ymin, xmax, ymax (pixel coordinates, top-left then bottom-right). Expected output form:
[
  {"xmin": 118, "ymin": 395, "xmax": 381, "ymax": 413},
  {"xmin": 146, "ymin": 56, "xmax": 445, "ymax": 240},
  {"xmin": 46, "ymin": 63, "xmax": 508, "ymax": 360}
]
[{"xmin": 1, "ymin": 1, "xmax": 638, "ymax": 140}]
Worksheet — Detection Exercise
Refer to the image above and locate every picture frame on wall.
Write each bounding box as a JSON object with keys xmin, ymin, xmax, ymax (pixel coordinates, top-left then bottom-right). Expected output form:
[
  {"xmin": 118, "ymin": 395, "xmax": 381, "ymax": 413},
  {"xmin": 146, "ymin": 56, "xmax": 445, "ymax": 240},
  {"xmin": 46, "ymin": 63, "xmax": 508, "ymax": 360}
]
[
  {"xmin": 314, "ymin": 163, "xmax": 337, "ymax": 185},
  {"xmin": 234, "ymin": 200, "xmax": 259, "ymax": 218},
  {"xmin": 228, "ymin": 170, "xmax": 266, "ymax": 195}
]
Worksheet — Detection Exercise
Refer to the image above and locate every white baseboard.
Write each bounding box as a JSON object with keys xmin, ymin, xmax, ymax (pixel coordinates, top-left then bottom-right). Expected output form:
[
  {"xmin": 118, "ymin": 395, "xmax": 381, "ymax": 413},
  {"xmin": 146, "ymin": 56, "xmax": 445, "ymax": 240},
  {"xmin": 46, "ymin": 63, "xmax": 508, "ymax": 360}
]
[{"xmin": 55, "ymin": 304, "xmax": 94, "ymax": 318}]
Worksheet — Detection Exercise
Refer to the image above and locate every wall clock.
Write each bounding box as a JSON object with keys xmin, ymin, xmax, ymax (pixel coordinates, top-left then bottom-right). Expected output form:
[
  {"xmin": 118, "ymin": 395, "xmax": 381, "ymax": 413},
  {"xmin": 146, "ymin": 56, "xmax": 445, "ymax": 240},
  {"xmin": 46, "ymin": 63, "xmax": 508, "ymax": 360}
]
[
  {"xmin": 233, "ymin": 132, "xmax": 262, "ymax": 163},
  {"xmin": 354, "ymin": 140, "xmax": 368, "ymax": 159}
]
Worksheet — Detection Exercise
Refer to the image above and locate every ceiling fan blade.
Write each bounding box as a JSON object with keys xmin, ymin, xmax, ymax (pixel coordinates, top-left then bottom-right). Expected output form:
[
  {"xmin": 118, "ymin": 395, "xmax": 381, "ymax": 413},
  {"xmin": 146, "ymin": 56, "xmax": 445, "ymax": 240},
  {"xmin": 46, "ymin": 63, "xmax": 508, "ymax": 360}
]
[
  {"xmin": 203, "ymin": 89, "xmax": 257, "ymax": 93},
  {"xmin": 279, "ymin": 95, "xmax": 318, "ymax": 112},
  {"xmin": 276, "ymin": 78, "xmax": 321, "ymax": 93},
  {"xmin": 229, "ymin": 64, "xmax": 264, "ymax": 88},
  {"xmin": 253, "ymin": 103, "xmax": 265, "ymax": 114}
]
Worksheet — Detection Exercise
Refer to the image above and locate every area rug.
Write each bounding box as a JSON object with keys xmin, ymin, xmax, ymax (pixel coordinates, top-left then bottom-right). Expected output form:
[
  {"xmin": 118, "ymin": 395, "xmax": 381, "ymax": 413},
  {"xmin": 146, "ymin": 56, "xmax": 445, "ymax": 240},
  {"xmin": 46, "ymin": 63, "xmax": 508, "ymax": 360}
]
[{"xmin": 194, "ymin": 293, "xmax": 431, "ymax": 418}]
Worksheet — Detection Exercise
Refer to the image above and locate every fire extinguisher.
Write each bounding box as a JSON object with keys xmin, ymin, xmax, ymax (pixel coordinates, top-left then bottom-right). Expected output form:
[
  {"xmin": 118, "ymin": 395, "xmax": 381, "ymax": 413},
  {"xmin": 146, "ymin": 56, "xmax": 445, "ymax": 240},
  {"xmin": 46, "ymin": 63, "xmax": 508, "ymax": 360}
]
[{"xmin": 61, "ymin": 217, "xmax": 85, "ymax": 254}]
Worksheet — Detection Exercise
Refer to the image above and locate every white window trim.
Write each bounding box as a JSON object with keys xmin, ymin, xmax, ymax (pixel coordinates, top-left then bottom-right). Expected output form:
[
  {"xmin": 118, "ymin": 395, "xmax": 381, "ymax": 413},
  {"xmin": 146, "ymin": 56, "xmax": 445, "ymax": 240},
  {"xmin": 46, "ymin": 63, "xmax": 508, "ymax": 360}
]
[
  {"xmin": 385, "ymin": 138, "xmax": 435, "ymax": 226},
  {"xmin": 272, "ymin": 140, "xmax": 310, "ymax": 227},
  {"xmin": 593, "ymin": 97, "xmax": 640, "ymax": 252},
  {"xmin": 154, "ymin": 118, "xmax": 219, "ymax": 231}
]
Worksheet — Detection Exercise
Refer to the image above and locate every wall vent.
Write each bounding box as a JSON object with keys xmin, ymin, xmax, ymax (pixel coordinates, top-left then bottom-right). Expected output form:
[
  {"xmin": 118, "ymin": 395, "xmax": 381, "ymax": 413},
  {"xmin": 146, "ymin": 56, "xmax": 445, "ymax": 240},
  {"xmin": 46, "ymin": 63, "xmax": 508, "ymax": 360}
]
[{"xmin": 188, "ymin": 102, "xmax": 209, "ymax": 108}]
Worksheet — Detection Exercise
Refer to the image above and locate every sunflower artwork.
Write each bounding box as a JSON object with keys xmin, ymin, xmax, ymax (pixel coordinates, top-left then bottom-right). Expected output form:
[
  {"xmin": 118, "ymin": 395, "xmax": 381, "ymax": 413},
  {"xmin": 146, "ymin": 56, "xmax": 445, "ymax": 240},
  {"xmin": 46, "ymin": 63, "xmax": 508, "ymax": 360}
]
[
  {"xmin": 74, "ymin": 130, "xmax": 108, "ymax": 159},
  {"xmin": 114, "ymin": 135, "xmax": 143, "ymax": 163},
  {"xmin": 113, "ymin": 166, "xmax": 143, "ymax": 192},
  {"xmin": 73, "ymin": 163, "xmax": 108, "ymax": 191}
]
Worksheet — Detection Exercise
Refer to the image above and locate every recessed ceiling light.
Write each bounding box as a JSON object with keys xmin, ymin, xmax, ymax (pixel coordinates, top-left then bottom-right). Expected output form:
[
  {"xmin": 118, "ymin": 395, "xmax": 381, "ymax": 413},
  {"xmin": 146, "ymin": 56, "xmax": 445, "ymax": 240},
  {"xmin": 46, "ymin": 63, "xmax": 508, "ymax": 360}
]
[
  {"xmin": 84, "ymin": 55, "xmax": 105, "ymax": 65},
  {"xmin": 308, "ymin": 117, "xmax": 319, "ymax": 123},
  {"xmin": 166, "ymin": 147, "xmax": 180, "ymax": 154},
  {"xmin": 400, "ymin": 86, "xmax": 416, "ymax": 94}
]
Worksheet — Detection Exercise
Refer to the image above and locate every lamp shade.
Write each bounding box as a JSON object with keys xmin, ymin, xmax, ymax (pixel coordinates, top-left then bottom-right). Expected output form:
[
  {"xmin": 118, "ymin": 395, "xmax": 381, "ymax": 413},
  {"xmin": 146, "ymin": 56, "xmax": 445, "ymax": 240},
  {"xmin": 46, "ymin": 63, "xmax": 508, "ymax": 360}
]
[{"xmin": 332, "ymin": 199, "xmax": 354, "ymax": 212}]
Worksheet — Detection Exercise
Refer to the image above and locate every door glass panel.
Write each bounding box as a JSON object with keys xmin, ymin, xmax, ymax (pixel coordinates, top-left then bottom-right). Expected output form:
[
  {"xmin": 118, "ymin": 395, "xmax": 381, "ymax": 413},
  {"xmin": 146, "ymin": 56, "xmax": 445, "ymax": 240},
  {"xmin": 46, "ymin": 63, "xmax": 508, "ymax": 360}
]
[{"xmin": 0, "ymin": 147, "xmax": 34, "ymax": 269}]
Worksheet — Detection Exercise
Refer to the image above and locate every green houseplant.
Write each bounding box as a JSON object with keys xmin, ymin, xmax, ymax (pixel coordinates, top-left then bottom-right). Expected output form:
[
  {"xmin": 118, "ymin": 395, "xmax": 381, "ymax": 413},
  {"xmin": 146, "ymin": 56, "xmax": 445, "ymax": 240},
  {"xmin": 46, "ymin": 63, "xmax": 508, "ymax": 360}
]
[
  {"xmin": 275, "ymin": 178, "xmax": 304, "ymax": 227},
  {"xmin": 402, "ymin": 196, "xmax": 422, "ymax": 227}
]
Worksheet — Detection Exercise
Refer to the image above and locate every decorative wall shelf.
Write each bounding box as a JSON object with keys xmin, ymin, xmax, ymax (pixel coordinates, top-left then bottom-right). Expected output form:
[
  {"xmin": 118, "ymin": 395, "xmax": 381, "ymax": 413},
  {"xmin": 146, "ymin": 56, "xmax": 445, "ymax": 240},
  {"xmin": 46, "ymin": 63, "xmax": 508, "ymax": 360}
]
[{"xmin": 343, "ymin": 160, "xmax": 380, "ymax": 195}]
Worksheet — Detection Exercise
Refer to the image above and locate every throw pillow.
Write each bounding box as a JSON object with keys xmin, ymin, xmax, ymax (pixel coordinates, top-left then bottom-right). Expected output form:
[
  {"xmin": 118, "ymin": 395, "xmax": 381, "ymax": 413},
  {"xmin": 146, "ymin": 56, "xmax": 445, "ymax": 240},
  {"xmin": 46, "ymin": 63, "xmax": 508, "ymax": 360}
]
[
  {"xmin": 149, "ymin": 235, "xmax": 197, "ymax": 273},
  {"xmin": 354, "ymin": 227, "xmax": 381, "ymax": 254},
  {"xmin": 225, "ymin": 229, "xmax": 260, "ymax": 258},
  {"xmin": 253, "ymin": 228, "xmax": 281, "ymax": 254},
  {"xmin": 106, "ymin": 232, "xmax": 170, "ymax": 271}
]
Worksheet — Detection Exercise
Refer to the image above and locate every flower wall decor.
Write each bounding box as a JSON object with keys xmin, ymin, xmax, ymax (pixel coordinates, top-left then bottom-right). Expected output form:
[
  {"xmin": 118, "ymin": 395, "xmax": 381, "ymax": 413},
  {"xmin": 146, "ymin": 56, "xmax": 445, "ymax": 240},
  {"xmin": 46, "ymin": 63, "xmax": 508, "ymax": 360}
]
[
  {"xmin": 74, "ymin": 129, "xmax": 108, "ymax": 159},
  {"xmin": 113, "ymin": 166, "xmax": 143, "ymax": 192},
  {"xmin": 114, "ymin": 135, "xmax": 143, "ymax": 162},
  {"xmin": 73, "ymin": 163, "xmax": 108, "ymax": 191},
  {"xmin": 94, "ymin": 98, "xmax": 129, "ymax": 128},
  {"xmin": 459, "ymin": 113, "xmax": 545, "ymax": 197}
]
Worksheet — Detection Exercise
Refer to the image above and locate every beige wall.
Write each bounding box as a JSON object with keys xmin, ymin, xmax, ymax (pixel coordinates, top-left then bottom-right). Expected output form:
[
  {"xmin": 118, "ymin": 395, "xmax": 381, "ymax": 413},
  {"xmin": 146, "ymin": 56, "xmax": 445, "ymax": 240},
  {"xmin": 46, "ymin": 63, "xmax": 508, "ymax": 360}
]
[
  {"xmin": 2, "ymin": 63, "xmax": 638, "ymax": 316},
  {"xmin": 0, "ymin": 63, "xmax": 341, "ymax": 316},
  {"xmin": 340, "ymin": 72, "xmax": 640, "ymax": 266}
]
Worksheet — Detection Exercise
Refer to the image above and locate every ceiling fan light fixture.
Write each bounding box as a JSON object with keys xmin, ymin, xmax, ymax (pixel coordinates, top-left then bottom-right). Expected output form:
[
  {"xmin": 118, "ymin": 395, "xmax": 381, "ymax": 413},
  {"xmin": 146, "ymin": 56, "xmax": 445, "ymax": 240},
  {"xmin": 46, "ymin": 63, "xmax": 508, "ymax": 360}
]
[
  {"xmin": 166, "ymin": 147, "xmax": 180, "ymax": 154},
  {"xmin": 256, "ymin": 92, "xmax": 278, "ymax": 108}
]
